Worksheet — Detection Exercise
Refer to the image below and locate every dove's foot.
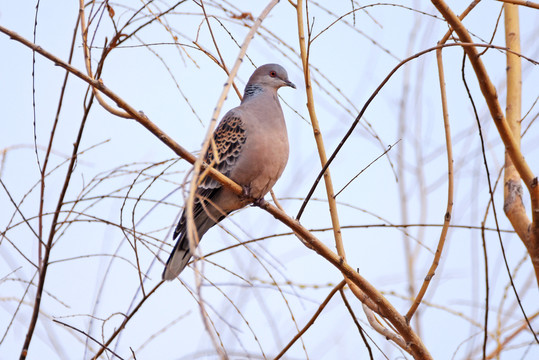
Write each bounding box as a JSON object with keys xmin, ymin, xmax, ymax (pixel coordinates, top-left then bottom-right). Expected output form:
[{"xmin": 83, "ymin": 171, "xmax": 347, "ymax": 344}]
[
  {"xmin": 241, "ymin": 184, "xmax": 252, "ymax": 199},
  {"xmin": 241, "ymin": 184, "xmax": 266, "ymax": 207},
  {"xmin": 252, "ymin": 197, "xmax": 267, "ymax": 207}
]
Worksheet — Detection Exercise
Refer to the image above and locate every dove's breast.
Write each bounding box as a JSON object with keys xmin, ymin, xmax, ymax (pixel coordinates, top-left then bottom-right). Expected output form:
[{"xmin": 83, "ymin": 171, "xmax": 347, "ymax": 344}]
[{"xmin": 229, "ymin": 95, "xmax": 289, "ymax": 199}]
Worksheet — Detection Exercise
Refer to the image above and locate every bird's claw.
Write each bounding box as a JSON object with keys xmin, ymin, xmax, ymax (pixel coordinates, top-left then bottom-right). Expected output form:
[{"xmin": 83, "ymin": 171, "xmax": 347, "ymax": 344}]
[
  {"xmin": 241, "ymin": 184, "xmax": 252, "ymax": 199},
  {"xmin": 252, "ymin": 198, "xmax": 267, "ymax": 207},
  {"xmin": 241, "ymin": 185, "xmax": 266, "ymax": 207}
]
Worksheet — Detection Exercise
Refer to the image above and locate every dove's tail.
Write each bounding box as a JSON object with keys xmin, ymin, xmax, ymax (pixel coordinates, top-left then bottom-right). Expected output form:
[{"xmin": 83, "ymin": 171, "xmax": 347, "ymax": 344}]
[{"xmin": 162, "ymin": 211, "xmax": 226, "ymax": 281}]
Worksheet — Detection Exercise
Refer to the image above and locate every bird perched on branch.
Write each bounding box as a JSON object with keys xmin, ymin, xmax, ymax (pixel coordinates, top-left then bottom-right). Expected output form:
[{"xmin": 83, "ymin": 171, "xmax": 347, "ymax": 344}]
[{"xmin": 163, "ymin": 64, "xmax": 295, "ymax": 280}]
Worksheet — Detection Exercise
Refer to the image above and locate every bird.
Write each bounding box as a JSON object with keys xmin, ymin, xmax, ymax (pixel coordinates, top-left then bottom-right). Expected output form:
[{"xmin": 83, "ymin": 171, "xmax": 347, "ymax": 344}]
[{"xmin": 162, "ymin": 64, "xmax": 296, "ymax": 280}]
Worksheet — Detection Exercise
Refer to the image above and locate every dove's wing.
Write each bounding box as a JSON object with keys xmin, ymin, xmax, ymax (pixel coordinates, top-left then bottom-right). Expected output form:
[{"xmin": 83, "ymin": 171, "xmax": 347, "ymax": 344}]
[{"xmin": 164, "ymin": 111, "xmax": 246, "ymax": 280}]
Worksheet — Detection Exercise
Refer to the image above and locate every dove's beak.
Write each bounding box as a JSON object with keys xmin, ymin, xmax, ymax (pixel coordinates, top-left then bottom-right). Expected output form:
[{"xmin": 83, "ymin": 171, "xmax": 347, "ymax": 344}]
[{"xmin": 284, "ymin": 80, "xmax": 296, "ymax": 89}]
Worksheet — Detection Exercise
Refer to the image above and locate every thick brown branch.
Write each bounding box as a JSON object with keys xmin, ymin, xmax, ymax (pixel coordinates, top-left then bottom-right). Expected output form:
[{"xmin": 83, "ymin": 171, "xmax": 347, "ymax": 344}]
[
  {"xmin": 502, "ymin": 2, "xmax": 539, "ymax": 285},
  {"xmin": 258, "ymin": 201, "xmax": 431, "ymax": 359},
  {"xmin": 0, "ymin": 25, "xmax": 241, "ymax": 196}
]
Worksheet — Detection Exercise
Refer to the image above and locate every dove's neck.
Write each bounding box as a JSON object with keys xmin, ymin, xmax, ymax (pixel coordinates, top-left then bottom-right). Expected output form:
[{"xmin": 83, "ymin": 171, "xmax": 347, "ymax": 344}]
[{"xmin": 242, "ymin": 84, "xmax": 266, "ymax": 102}]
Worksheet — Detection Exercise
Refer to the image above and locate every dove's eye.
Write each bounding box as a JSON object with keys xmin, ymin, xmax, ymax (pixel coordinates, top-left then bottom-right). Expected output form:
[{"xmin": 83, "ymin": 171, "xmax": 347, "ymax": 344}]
[{"xmin": 269, "ymin": 71, "xmax": 277, "ymax": 77}]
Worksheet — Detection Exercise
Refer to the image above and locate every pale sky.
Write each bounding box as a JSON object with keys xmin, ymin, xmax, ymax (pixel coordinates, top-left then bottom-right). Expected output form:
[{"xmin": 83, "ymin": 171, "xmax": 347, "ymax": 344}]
[{"xmin": 1, "ymin": 1, "xmax": 538, "ymax": 359}]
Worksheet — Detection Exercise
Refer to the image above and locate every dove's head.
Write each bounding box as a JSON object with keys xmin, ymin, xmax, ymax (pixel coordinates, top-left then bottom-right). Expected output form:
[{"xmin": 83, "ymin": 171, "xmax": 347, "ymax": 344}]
[{"xmin": 247, "ymin": 64, "xmax": 296, "ymax": 90}]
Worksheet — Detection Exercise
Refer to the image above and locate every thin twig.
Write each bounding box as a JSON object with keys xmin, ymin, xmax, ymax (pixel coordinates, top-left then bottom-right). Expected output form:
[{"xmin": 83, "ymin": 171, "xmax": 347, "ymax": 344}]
[
  {"xmin": 91, "ymin": 281, "xmax": 164, "ymax": 359},
  {"xmin": 405, "ymin": 24, "xmax": 456, "ymax": 323},
  {"xmin": 480, "ymin": 202, "xmax": 490, "ymax": 360},
  {"xmin": 339, "ymin": 289, "xmax": 374, "ymax": 360},
  {"xmin": 38, "ymin": 11, "xmax": 81, "ymax": 267},
  {"xmin": 78, "ymin": 0, "xmax": 131, "ymax": 118},
  {"xmin": 362, "ymin": 303, "xmax": 408, "ymax": 351},
  {"xmin": 198, "ymin": 0, "xmax": 242, "ymax": 99},
  {"xmin": 270, "ymin": 189, "xmax": 285, "ymax": 212},
  {"xmin": 32, "ymin": 0, "xmax": 43, "ymax": 267},
  {"xmin": 53, "ymin": 320, "xmax": 125, "ymax": 360},
  {"xmin": 0, "ymin": 180, "xmax": 41, "ymax": 246},
  {"xmin": 274, "ymin": 280, "xmax": 346, "ymax": 360},
  {"xmin": 485, "ymin": 311, "xmax": 539, "ymax": 359},
  {"xmin": 334, "ymin": 140, "xmax": 401, "ymax": 198}
]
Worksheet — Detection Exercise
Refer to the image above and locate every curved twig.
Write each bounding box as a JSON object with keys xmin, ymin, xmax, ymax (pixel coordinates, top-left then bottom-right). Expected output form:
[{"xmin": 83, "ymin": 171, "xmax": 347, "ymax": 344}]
[
  {"xmin": 405, "ymin": 40, "xmax": 454, "ymax": 322},
  {"xmin": 78, "ymin": 0, "xmax": 131, "ymax": 118}
]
